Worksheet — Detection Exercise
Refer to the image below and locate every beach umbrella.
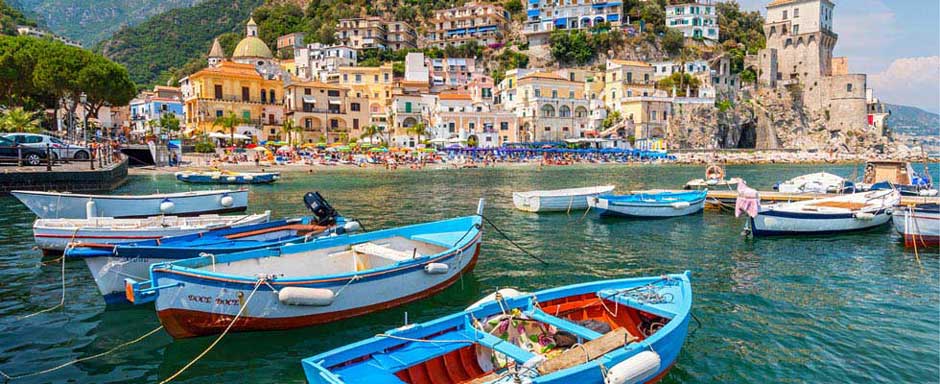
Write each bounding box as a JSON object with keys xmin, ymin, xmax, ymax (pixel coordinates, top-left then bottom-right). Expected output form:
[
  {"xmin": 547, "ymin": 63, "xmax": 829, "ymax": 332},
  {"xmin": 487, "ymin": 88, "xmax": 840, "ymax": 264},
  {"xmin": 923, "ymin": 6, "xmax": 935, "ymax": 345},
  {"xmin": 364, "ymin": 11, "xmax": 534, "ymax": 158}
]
[
  {"xmin": 277, "ymin": 145, "xmax": 293, "ymax": 152},
  {"xmin": 245, "ymin": 143, "xmax": 258, "ymax": 149},
  {"xmin": 338, "ymin": 146, "xmax": 351, "ymax": 152},
  {"xmin": 359, "ymin": 143, "xmax": 373, "ymax": 148},
  {"xmin": 370, "ymin": 147, "xmax": 388, "ymax": 153},
  {"xmin": 250, "ymin": 146, "xmax": 270, "ymax": 152}
]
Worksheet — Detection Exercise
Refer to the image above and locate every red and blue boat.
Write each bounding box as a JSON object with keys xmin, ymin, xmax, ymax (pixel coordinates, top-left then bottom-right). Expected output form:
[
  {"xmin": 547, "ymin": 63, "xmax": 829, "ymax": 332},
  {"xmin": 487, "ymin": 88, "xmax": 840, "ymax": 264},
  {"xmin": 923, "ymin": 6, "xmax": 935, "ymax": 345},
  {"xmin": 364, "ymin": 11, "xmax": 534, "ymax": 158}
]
[{"xmin": 302, "ymin": 272, "xmax": 692, "ymax": 384}]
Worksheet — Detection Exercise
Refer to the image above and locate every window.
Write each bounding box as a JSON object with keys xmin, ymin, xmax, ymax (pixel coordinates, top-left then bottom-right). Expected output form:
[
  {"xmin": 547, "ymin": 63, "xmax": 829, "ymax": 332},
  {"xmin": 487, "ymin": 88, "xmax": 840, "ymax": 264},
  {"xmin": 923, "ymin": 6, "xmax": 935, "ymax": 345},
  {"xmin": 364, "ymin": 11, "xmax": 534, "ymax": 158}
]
[
  {"xmin": 793, "ymin": 25, "xmax": 799, "ymax": 34},
  {"xmin": 782, "ymin": 10, "xmax": 787, "ymax": 19},
  {"xmin": 241, "ymin": 87, "xmax": 250, "ymax": 102},
  {"xmin": 534, "ymin": 89, "xmax": 540, "ymax": 97},
  {"xmin": 355, "ymin": 74, "xmax": 362, "ymax": 83},
  {"xmin": 644, "ymin": 74, "xmax": 649, "ymax": 82},
  {"xmin": 304, "ymin": 88, "xmax": 311, "ymax": 95},
  {"xmin": 216, "ymin": 110, "xmax": 223, "ymax": 117},
  {"xmin": 214, "ymin": 85, "xmax": 223, "ymax": 99},
  {"xmin": 500, "ymin": 122, "xmax": 509, "ymax": 131},
  {"xmin": 353, "ymin": 118, "xmax": 359, "ymax": 129},
  {"xmin": 261, "ymin": 89, "xmax": 267, "ymax": 104},
  {"xmin": 794, "ymin": 8, "xmax": 799, "ymax": 17},
  {"xmin": 351, "ymin": 103, "xmax": 361, "ymax": 111},
  {"xmin": 569, "ymin": 90, "xmax": 574, "ymax": 99},
  {"xmin": 626, "ymin": 72, "xmax": 632, "ymax": 83},
  {"xmin": 270, "ymin": 89, "xmax": 276, "ymax": 102},
  {"xmin": 448, "ymin": 122, "xmax": 455, "ymax": 132},
  {"xmin": 551, "ymin": 90, "xmax": 557, "ymax": 98},
  {"xmin": 846, "ymin": 83, "xmax": 853, "ymax": 92},
  {"xmin": 242, "ymin": 110, "xmax": 250, "ymax": 120},
  {"xmin": 469, "ymin": 122, "xmax": 475, "ymax": 131},
  {"xmin": 328, "ymin": 90, "xmax": 340, "ymax": 97}
]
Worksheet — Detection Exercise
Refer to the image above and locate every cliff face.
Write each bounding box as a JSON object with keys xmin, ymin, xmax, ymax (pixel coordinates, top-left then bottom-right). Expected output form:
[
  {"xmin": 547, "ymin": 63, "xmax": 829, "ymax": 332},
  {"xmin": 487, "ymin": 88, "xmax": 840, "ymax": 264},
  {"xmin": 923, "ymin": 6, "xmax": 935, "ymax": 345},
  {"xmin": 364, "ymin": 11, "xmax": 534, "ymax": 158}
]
[{"xmin": 668, "ymin": 88, "xmax": 894, "ymax": 154}]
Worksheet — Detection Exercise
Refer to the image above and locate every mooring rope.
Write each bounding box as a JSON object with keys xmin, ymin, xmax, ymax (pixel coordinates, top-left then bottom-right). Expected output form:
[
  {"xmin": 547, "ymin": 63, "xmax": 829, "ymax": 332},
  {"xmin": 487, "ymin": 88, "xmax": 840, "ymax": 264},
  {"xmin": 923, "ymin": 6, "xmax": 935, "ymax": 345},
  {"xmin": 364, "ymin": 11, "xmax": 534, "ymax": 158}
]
[
  {"xmin": 159, "ymin": 279, "xmax": 265, "ymax": 384},
  {"xmin": 0, "ymin": 325, "xmax": 164, "ymax": 381},
  {"xmin": 20, "ymin": 227, "xmax": 83, "ymax": 319},
  {"xmin": 480, "ymin": 215, "xmax": 548, "ymax": 265}
]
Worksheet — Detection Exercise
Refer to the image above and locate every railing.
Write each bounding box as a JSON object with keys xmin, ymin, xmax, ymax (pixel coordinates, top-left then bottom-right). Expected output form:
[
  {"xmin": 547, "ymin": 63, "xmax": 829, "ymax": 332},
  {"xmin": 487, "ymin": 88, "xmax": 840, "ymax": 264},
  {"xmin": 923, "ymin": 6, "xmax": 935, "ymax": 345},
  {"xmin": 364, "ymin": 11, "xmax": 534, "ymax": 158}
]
[{"xmin": 0, "ymin": 143, "xmax": 121, "ymax": 170}]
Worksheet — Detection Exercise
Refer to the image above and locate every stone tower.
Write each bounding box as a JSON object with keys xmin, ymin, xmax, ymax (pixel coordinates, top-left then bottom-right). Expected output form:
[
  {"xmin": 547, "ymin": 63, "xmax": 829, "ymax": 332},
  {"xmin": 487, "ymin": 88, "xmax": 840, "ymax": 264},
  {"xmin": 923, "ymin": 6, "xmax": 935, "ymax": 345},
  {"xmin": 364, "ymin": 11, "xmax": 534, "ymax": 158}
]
[
  {"xmin": 247, "ymin": 17, "xmax": 259, "ymax": 37},
  {"xmin": 753, "ymin": 0, "xmax": 868, "ymax": 135}
]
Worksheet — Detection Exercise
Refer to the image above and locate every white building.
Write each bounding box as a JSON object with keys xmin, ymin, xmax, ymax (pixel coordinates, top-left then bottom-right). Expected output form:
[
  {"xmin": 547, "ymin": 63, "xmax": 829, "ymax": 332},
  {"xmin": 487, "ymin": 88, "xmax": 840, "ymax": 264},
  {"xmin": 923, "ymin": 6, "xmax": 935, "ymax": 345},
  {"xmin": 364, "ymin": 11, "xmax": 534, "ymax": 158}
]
[
  {"xmin": 523, "ymin": 0, "xmax": 624, "ymax": 46},
  {"xmin": 294, "ymin": 43, "xmax": 358, "ymax": 82},
  {"xmin": 404, "ymin": 52, "xmax": 430, "ymax": 83},
  {"xmin": 16, "ymin": 26, "xmax": 82, "ymax": 47},
  {"xmin": 665, "ymin": 1, "xmax": 720, "ymax": 41},
  {"xmin": 651, "ymin": 60, "xmax": 711, "ymax": 80}
]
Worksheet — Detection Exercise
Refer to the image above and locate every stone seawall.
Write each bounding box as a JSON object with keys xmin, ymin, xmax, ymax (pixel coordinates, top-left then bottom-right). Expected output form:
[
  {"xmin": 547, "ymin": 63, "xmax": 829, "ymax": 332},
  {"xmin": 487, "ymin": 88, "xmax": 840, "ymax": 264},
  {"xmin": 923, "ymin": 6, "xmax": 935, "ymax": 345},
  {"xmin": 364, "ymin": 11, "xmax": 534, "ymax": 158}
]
[{"xmin": 0, "ymin": 158, "xmax": 128, "ymax": 194}]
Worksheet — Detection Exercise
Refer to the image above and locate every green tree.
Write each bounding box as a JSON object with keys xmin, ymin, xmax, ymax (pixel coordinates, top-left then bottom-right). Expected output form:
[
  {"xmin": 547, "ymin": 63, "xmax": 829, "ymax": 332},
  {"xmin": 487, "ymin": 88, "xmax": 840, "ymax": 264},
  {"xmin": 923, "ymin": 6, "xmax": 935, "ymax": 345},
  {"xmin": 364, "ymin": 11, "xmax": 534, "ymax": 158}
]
[
  {"xmin": 213, "ymin": 111, "xmax": 245, "ymax": 143},
  {"xmin": 281, "ymin": 118, "xmax": 302, "ymax": 144},
  {"xmin": 662, "ymin": 29, "xmax": 685, "ymax": 56},
  {"xmin": 159, "ymin": 112, "xmax": 181, "ymax": 137},
  {"xmin": 656, "ymin": 72, "xmax": 702, "ymax": 97},
  {"xmin": 77, "ymin": 57, "xmax": 137, "ymax": 132},
  {"xmin": 0, "ymin": 106, "xmax": 41, "ymax": 132},
  {"xmin": 360, "ymin": 124, "xmax": 385, "ymax": 145},
  {"xmin": 406, "ymin": 122, "xmax": 428, "ymax": 144},
  {"xmin": 550, "ymin": 30, "xmax": 593, "ymax": 66},
  {"xmin": 639, "ymin": 1, "xmax": 666, "ymax": 35}
]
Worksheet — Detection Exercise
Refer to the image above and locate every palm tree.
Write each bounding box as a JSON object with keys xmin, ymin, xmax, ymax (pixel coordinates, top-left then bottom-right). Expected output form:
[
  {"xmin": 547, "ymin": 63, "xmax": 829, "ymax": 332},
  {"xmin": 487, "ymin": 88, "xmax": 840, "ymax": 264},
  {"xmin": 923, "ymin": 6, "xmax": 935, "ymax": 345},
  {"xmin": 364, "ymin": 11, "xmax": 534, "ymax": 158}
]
[
  {"xmin": 406, "ymin": 122, "xmax": 428, "ymax": 146},
  {"xmin": 213, "ymin": 112, "xmax": 245, "ymax": 144},
  {"xmin": 281, "ymin": 119, "xmax": 301, "ymax": 145},
  {"xmin": 360, "ymin": 124, "xmax": 384, "ymax": 145},
  {"xmin": 0, "ymin": 107, "xmax": 41, "ymax": 133}
]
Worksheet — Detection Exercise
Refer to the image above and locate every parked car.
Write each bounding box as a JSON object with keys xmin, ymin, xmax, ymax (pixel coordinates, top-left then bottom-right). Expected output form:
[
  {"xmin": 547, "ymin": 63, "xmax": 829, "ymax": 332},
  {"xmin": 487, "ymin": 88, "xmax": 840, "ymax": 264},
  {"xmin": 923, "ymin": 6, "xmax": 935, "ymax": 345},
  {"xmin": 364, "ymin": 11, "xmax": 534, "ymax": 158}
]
[
  {"xmin": 0, "ymin": 136, "xmax": 48, "ymax": 166},
  {"xmin": 2, "ymin": 133, "xmax": 90, "ymax": 160}
]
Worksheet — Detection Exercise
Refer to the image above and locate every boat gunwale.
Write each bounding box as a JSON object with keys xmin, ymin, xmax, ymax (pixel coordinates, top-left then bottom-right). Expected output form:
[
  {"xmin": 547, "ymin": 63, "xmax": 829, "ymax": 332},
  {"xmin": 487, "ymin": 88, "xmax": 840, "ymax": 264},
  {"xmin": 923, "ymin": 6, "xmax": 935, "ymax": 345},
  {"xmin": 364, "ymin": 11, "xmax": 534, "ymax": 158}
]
[
  {"xmin": 11, "ymin": 188, "xmax": 247, "ymax": 200},
  {"xmin": 302, "ymin": 271, "xmax": 692, "ymax": 381},
  {"xmin": 149, "ymin": 215, "xmax": 483, "ymax": 286},
  {"xmin": 512, "ymin": 185, "xmax": 616, "ymax": 198}
]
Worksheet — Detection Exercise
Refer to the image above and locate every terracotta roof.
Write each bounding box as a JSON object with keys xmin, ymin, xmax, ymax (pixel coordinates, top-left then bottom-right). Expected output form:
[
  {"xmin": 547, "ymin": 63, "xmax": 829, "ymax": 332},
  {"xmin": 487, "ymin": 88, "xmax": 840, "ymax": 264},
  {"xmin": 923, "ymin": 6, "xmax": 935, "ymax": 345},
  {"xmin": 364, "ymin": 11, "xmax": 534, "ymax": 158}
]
[
  {"xmin": 520, "ymin": 72, "xmax": 570, "ymax": 81},
  {"xmin": 609, "ymin": 59, "xmax": 651, "ymax": 67},
  {"xmin": 193, "ymin": 61, "xmax": 263, "ymax": 78},
  {"xmin": 438, "ymin": 93, "xmax": 472, "ymax": 100},
  {"xmin": 399, "ymin": 80, "xmax": 429, "ymax": 86}
]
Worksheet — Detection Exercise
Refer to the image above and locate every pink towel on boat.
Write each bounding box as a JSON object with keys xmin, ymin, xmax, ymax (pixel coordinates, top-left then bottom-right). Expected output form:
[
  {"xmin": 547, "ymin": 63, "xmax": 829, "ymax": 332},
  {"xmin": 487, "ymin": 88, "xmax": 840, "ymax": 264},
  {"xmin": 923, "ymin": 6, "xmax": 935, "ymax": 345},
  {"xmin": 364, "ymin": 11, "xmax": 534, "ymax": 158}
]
[{"xmin": 735, "ymin": 181, "xmax": 760, "ymax": 218}]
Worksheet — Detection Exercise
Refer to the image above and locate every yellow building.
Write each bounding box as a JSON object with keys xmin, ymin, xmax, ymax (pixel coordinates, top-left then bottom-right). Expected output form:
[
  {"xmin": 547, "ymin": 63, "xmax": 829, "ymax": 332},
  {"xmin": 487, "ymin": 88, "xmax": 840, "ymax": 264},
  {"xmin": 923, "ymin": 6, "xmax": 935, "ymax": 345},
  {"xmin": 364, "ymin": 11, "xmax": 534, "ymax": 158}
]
[
  {"xmin": 182, "ymin": 61, "xmax": 284, "ymax": 141},
  {"xmin": 284, "ymin": 81, "xmax": 371, "ymax": 144},
  {"xmin": 507, "ymin": 71, "xmax": 591, "ymax": 141},
  {"xmin": 337, "ymin": 63, "xmax": 394, "ymax": 112},
  {"xmin": 619, "ymin": 96, "xmax": 672, "ymax": 145},
  {"xmin": 603, "ymin": 59, "xmax": 658, "ymax": 111}
]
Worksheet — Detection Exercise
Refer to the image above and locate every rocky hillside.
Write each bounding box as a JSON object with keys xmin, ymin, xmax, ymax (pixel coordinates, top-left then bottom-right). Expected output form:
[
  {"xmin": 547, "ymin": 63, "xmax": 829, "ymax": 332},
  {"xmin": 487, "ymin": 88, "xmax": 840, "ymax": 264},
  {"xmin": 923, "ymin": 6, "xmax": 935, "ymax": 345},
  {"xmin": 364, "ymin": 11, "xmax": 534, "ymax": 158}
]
[
  {"xmin": 9, "ymin": 0, "xmax": 204, "ymax": 46},
  {"xmin": 886, "ymin": 103, "xmax": 939, "ymax": 138}
]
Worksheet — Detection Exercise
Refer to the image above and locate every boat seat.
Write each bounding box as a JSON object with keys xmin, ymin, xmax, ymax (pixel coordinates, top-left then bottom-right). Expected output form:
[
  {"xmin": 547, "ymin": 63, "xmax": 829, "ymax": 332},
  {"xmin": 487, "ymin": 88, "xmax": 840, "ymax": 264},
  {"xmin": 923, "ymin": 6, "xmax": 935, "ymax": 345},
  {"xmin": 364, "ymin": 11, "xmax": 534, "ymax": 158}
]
[{"xmin": 352, "ymin": 242, "xmax": 416, "ymax": 262}]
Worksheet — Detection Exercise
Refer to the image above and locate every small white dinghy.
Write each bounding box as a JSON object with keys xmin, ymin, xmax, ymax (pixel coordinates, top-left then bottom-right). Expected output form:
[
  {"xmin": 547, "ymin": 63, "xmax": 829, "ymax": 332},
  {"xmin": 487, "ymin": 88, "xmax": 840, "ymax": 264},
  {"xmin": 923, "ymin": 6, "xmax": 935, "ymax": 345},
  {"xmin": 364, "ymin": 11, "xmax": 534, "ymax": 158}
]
[
  {"xmin": 750, "ymin": 189, "xmax": 900, "ymax": 236},
  {"xmin": 512, "ymin": 185, "xmax": 615, "ymax": 213},
  {"xmin": 11, "ymin": 189, "xmax": 249, "ymax": 219},
  {"xmin": 32, "ymin": 211, "xmax": 271, "ymax": 252},
  {"xmin": 774, "ymin": 172, "xmax": 855, "ymax": 194}
]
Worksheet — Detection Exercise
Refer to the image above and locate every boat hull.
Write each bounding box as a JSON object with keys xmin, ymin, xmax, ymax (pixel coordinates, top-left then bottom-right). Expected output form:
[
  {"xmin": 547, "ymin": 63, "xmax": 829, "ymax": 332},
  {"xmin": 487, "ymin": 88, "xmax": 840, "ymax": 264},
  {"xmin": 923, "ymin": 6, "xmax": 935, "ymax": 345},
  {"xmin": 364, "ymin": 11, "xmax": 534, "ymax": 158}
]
[
  {"xmin": 590, "ymin": 197, "xmax": 705, "ymax": 218},
  {"xmin": 750, "ymin": 209, "xmax": 892, "ymax": 236},
  {"xmin": 176, "ymin": 172, "xmax": 279, "ymax": 184},
  {"xmin": 85, "ymin": 256, "xmax": 177, "ymax": 304},
  {"xmin": 33, "ymin": 214, "xmax": 270, "ymax": 251},
  {"xmin": 513, "ymin": 186, "xmax": 615, "ymax": 213},
  {"xmin": 892, "ymin": 206, "xmax": 940, "ymax": 247},
  {"xmin": 11, "ymin": 190, "xmax": 249, "ymax": 219},
  {"xmin": 152, "ymin": 235, "xmax": 482, "ymax": 338}
]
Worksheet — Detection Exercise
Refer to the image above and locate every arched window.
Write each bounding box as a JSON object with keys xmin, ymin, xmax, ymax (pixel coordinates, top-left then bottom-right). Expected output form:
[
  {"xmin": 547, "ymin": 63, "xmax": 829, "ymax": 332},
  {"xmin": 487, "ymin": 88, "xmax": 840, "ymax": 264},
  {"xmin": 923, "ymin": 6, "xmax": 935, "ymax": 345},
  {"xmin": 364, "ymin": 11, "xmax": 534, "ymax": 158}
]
[
  {"xmin": 260, "ymin": 89, "xmax": 267, "ymax": 104},
  {"xmin": 541, "ymin": 104, "xmax": 555, "ymax": 117},
  {"xmin": 559, "ymin": 105, "xmax": 571, "ymax": 117},
  {"xmin": 269, "ymin": 89, "xmax": 276, "ymax": 103},
  {"xmin": 575, "ymin": 106, "xmax": 588, "ymax": 118}
]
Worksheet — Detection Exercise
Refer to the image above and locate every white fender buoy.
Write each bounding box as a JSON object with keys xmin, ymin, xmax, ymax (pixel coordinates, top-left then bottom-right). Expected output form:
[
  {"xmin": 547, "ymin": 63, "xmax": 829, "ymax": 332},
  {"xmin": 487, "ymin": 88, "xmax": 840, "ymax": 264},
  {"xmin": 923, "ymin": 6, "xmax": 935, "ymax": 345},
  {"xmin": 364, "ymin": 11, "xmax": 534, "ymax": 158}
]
[
  {"xmin": 220, "ymin": 195, "xmax": 234, "ymax": 207},
  {"xmin": 159, "ymin": 199, "xmax": 175, "ymax": 213},
  {"xmin": 226, "ymin": 176, "xmax": 237, "ymax": 182},
  {"xmin": 854, "ymin": 212, "xmax": 875, "ymax": 221},
  {"xmin": 272, "ymin": 175, "xmax": 279, "ymax": 180},
  {"xmin": 211, "ymin": 174, "xmax": 220, "ymax": 180},
  {"xmin": 278, "ymin": 287, "xmax": 334, "ymax": 306},
  {"xmin": 174, "ymin": 172, "xmax": 182, "ymax": 177},
  {"xmin": 605, "ymin": 351, "xmax": 661, "ymax": 384},
  {"xmin": 466, "ymin": 288, "xmax": 526, "ymax": 310},
  {"xmin": 705, "ymin": 178, "xmax": 719, "ymax": 185},
  {"xmin": 424, "ymin": 263, "xmax": 449, "ymax": 274},
  {"xmin": 181, "ymin": 174, "xmax": 189, "ymax": 179},
  {"xmin": 243, "ymin": 175, "xmax": 253, "ymax": 181},
  {"xmin": 670, "ymin": 201, "xmax": 691, "ymax": 209},
  {"xmin": 344, "ymin": 221, "xmax": 362, "ymax": 233},
  {"xmin": 85, "ymin": 200, "xmax": 96, "ymax": 218}
]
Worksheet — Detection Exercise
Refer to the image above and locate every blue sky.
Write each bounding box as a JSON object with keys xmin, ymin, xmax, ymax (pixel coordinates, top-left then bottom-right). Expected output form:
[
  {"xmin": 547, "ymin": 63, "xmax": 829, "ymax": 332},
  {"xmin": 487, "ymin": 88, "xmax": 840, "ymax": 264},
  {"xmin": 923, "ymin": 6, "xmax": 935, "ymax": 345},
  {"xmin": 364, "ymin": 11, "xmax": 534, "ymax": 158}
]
[{"xmin": 736, "ymin": 0, "xmax": 940, "ymax": 113}]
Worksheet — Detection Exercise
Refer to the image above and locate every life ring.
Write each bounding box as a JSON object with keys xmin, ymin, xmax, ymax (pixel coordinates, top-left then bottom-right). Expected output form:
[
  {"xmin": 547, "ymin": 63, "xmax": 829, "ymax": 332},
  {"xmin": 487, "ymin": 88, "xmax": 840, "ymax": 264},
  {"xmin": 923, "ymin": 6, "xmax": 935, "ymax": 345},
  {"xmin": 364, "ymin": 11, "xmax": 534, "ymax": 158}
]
[{"xmin": 705, "ymin": 165, "xmax": 724, "ymax": 181}]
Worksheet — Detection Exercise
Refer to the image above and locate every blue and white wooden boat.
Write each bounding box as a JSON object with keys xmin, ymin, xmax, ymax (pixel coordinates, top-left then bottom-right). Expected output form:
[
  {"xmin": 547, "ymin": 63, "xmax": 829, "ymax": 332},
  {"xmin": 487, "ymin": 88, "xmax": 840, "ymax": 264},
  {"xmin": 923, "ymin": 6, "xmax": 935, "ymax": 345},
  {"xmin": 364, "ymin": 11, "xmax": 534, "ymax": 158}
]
[
  {"xmin": 859, "ymin": 160, "xmax": 936, "ymax": 197},
  {"xmin": 301, "ymin": 272, "xmax": 692, "ymax": 384},
  {"xmin": 176, "ymin": 170, "xmax": 280, "ymax": 184},
  {"xmin": 587, "ymin": 190, "xmax": 707, "ymax": 218},
  {"xmin": 892, "ymin": 203, "xmax": 940, "ymax": 248},
  {"xmin": 124, "ymin": 199, "xmax": 485, "ymax": 338},
  {"xmin": 749, "ymin": 189, "xmax": 900, "ymax": 237},
  {"xmin": 66, "ymin": 192, "xmax": 355, "ymax": 303},
  {"xmin": 11, "ymin": 189, "xmax": 249, "ymax": 219}
]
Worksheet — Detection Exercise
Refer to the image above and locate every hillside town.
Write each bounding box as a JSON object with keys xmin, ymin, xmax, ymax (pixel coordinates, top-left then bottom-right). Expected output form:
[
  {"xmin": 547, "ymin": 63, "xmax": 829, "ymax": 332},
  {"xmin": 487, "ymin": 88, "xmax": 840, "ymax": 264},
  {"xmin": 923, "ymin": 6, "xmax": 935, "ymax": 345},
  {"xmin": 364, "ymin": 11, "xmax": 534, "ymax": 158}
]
[{"xmin": 10, "ymin": 0, "xmax": 903, "ymax": 160}]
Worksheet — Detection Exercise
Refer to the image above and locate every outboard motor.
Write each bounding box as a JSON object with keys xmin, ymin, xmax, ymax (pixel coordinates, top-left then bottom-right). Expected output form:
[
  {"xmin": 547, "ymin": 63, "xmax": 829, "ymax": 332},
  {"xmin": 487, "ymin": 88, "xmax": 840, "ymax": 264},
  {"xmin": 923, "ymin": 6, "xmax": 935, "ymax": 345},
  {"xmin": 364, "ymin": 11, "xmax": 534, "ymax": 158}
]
[{"xmin": 304, "ymin": 192, "xmax": 338, "ymax": 225}]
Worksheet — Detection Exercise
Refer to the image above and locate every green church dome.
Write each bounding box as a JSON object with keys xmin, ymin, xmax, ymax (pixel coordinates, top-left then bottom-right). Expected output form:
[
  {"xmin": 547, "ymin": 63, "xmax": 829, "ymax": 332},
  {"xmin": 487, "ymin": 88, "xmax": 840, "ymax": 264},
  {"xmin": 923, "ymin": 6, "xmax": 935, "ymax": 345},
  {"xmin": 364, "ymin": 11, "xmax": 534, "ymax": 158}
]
[{"xmin": 233, "ymin": 36, "xmax": 273, "ymax": 59}]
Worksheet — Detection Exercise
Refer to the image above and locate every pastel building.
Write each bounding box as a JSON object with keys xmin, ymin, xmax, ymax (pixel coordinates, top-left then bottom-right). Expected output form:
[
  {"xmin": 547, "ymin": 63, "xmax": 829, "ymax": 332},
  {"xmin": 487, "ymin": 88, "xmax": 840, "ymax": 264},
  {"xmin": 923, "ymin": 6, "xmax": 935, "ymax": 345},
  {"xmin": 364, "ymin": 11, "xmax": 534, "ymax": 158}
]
[
  {"xmin": 425, "ymin": 3, "xmax": 509, "ymax": 48},
  {"xmin": 430, "ymin": 93, "xmax": 520, "ymax": 147},
  {"xmin": 335, "ymin": 17, "xmax": 417, "ymax": 50},
  {"xmin": 665, "ymin": 1, "xmax": 720, "ymax": 41},
  {"xmin": 503, "ymin": 71, "xmax": 591, "ymax": 142},
  {"xmin": 294, "ymin": 43, "xmax": 358, "ymax": 82},
  {"xmin": 284, "ymin": 81, "xmax": 371, "ymax": 143},
  {"xmin": 523, "ymin": 0, "xmax": 624, "ymax": 46},
  {"xmin": 651, "ymin": 60, "xmax": 711, "ymax": 80},
  {"xmin": 603, "ymin": 59, "xmax": 658, "ymax": 111},
  {"xmin": 129, "ymin": 86, "xmax": 184, "ymax": 134},
  {"xmin": 429, "ymin": 58, "xmax": 483, "ymax": 91}
]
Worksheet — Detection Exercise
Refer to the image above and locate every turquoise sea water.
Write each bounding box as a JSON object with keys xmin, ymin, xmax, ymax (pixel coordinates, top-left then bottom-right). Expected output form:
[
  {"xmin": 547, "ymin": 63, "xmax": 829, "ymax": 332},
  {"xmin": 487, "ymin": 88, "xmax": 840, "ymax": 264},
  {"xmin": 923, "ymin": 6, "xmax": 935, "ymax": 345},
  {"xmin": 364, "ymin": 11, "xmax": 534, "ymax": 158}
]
[{"xmin": 0, "ymin": 163, "xmax": 937, "ymax": 383}]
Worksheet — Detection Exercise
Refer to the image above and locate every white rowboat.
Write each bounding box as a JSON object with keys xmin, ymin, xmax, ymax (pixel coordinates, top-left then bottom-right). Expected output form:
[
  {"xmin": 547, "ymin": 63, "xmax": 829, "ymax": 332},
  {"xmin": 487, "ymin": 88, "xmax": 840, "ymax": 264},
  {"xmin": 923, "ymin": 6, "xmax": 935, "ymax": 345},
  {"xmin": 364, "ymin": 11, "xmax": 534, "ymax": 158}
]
[
  {"xmin": 11, "ymin": 189, "xmax": 249, "ymax": 219},
  {"xmin": 892, "ymin": 203, "xmax": 940, "ymax": 247},
  {"xmin": 512, "ymin": 186, "xmax": 615, "ymax": 213},
  {"xmin": 33, "ymin": 211, "xmax": 271, "ymax": 252}
]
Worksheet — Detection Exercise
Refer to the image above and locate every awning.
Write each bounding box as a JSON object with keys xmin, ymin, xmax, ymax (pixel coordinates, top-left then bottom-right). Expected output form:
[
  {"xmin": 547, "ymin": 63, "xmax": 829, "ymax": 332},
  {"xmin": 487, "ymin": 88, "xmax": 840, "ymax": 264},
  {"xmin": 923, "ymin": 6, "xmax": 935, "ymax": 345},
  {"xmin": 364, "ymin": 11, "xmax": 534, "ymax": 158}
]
[
  {"xmin": 554, "ymin": 18, "xmax": 567, "ymax": 27},
  {"xmin": 592, "ymin": 3, "xmax": 607, "ymax": 9},
  {"xmin": 527, "ymin": 9, "xmax": 540, "ymax": 17},
  {"xmin": 302, "ymin": 96, "xmax": 316, "ymax": 103},
  {"xmin": 328, "ymin": 99, "xmax": 341, "ymax": 105},
  {"xmin": 607, "ymin": 14, "xmax": 620, "ymax": 22}
]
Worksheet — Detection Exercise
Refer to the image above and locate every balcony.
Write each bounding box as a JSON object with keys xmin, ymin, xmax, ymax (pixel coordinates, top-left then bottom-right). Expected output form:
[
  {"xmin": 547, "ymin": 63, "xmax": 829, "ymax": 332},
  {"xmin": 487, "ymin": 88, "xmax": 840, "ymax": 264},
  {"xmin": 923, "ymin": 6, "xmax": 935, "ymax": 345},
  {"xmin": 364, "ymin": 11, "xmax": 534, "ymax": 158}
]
[{"xmin": 197, "ymin": 96, "xmax": 281, "ymax": 105}]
